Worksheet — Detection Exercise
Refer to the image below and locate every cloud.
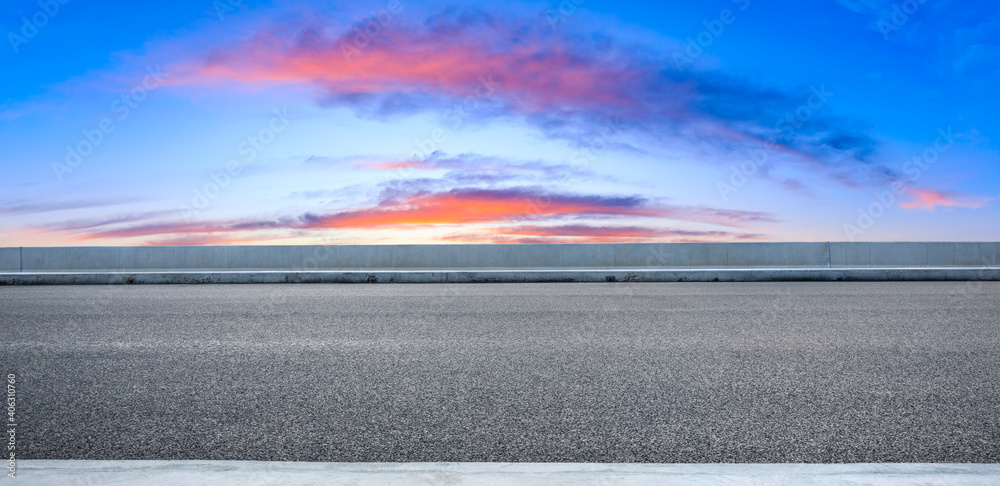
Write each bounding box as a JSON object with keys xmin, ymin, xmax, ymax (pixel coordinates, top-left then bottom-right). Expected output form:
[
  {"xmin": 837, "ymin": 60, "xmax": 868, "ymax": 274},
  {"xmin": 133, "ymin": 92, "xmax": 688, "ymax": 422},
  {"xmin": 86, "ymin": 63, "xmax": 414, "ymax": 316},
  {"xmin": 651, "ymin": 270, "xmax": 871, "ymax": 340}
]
[
  {"xmin": 491, "ymin": 224, "xmax": 761, "ymax": 240},
  {"xmin": 900, "ymin": 187, "xmax": 993, "ymax": 211},
  {"xmin": 145, "ymin": 234, "xmax": 263, "ymax": 246},
  {"xmin": 53, "ymin": 218, "xmax": 294, "ymax": 243},
  {"xmin": 300, "ymin": 187, "xmax": 776, "ymax": 229},
  {"xmin": 360, "ymin": 152, "xmax": 616, "ymax": 205},
  {"xmin": 32, "ymin": 210, "xmax": 177, "ymax": 231},
  {"xmin": 299, "ymin": 188, "xmax": 660, "ymax": 228},
  {"xmin": 31, "ymin": 186, "xmax": 777, "ymax": 244},
  {"xmin": 169, "ymin": 11, "xmax": 644, "ymax": 114},
  {"xmin": 438, "ymin": 225, "xmax": 762, "ymax": 244},
  {"xmin": 162, "ymin": 6, "xmax": 894, "ymax": 189},
  {"xmin": 361, "ymin": 152, "xmax": 597, "ymax": 178},
  {"xmin": 0, "ymin": 197, "xmax": 145, "ymax": 216}
]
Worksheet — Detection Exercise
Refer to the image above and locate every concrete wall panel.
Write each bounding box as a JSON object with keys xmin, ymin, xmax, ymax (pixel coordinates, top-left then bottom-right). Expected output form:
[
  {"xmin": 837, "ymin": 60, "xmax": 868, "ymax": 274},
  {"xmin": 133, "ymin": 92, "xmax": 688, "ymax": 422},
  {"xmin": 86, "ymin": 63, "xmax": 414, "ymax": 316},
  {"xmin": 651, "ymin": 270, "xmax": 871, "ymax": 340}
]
[
  {"xmin": 954, "ymin": 242, "xmax": 997, "ymax": 266},
  {"xmin": 335, "ymin": 245, "xmax": 393, "ymax": 270},
  {"xmin": 788, "ymin": 242, "xmax": 830, "ymax": 267},
  {"xmin": 0, "ymin": 248, "xmax": 20, "ymax": 272},
  {"xmin": 727, "ymin": 243, "xmax": 825, "ymax": 267},
  {"xmin": 502, "ymin": 244, "xmax": 562, "ymax": 269},
  {"xmin": 670, "ymin": 244, "xmax": 713, "ymax": 267},
  {"xmin": 560, "ymin": 244, "xmax": 615, "ymax": 269},
  {"xmin": 391, "ymin": 245, "xmax": 450, "ymax": 270},
  {"xmin": 925, "ymin": 242, "xmax": 955, "ymax": 266},
  {"xmin": 120, "ymin": 247, "xmax": 174, "ymax": 271},
  {"xmin": 227, "ymin": 246, "xmax": 284, "ymax": 271},
  {"xmin": 173, "ymin": 246, "xmax": 228, "ymax": 271},
  {"xmin": 284, "ymin": 245, "xmax": 337, "ymax": 271},
  {"xmin": 614, "ymin": 243, "xmax": 670, "ymax": 268},
  {"xmin": 869, "ymin": 242, "xmax": 927, "ymax": 267},
  {"xmin": 65, "ymin": 247, "xmax": 119, "ymax": 272},
  {"xmin": 829, "ymin": 242, "xmax": 871, "ymax": 267},
  {"xmin": 449, "ymin": 245, "xmax": 507, "ymax": 269},
  {"xmin": 0, "ymin": 248, "xmax": 19, "ymax": 272},
  {"xmin": 21, "ymin": 247, "xmax": 67, "ymax": 272}
]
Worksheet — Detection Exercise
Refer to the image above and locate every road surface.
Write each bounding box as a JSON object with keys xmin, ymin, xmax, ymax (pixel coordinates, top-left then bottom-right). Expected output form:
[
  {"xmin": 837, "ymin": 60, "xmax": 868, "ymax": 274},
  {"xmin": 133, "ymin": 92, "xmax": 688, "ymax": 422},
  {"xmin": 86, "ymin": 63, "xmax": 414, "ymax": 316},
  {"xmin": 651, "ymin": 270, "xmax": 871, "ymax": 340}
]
[{"xmin": 2, "ymin": 282, "xmax": 998, "ymax": 462}]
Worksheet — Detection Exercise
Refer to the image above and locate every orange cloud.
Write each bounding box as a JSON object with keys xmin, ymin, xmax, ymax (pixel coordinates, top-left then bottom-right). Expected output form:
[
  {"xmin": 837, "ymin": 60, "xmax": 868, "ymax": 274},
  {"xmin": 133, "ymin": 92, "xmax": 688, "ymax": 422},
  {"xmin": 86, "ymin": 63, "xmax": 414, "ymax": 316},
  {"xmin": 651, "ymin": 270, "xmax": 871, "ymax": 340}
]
[
  {"xmin": 303, "ymin": 189, "xmax": 661, "ymax": 228},
  {"xmin": 301, "ymin": 189, "xmax": 775, "ymax": 230},
  {"xmin": 26, "ymin": 187, "xmax": 775, "ymax": 245}
]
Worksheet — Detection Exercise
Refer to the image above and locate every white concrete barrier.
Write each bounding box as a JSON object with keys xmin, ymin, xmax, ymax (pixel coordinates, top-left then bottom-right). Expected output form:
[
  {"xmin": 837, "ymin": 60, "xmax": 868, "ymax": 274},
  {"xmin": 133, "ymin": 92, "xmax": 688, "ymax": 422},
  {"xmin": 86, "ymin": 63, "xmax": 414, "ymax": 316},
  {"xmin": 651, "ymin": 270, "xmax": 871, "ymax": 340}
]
[
  {"xmin": 1, "ymin": 243, "xmax": 998, "ymax": 283},
  {"xmin": 0, "ymin": 247, "xmax": 19, "ymax": 272},
  {"xmin": 3, "ymin": 242, "xmax": 1000, "ymax": 273},
  {"xmin": 830, "ymin": 241, "xmax": 1000, "ymax": 267}
]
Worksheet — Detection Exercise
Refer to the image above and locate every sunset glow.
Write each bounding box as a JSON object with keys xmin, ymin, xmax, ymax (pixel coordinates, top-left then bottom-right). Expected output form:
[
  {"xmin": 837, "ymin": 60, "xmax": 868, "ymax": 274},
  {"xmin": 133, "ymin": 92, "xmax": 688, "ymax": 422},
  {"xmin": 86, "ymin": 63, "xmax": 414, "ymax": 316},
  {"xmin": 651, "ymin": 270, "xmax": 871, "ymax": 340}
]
[{"xmin": 2, "ymin": 0, "xmax": 997, "ymax": 245}]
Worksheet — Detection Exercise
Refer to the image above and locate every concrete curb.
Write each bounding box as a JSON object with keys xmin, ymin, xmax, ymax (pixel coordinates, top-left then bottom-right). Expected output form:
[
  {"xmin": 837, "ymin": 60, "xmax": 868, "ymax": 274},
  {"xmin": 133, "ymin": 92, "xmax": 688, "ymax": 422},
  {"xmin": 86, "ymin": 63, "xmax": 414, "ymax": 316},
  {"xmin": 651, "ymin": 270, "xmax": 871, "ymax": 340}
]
[
  {"xmin": 16, "ymin": 460, "xmax": 1000, "ymax": 485},
  {"xmin": 1, "ymin": 267, "xmax": 999, "ymax": 284}
]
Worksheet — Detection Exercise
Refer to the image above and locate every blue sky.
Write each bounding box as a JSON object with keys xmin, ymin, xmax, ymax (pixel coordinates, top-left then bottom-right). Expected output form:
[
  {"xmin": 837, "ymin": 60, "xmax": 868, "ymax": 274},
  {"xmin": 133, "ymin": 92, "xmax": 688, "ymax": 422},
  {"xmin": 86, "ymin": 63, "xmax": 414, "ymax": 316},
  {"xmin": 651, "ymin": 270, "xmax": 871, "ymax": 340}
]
[{"xmin": 1, "ymin": 0, "xmax": 997, "ymax": 245}]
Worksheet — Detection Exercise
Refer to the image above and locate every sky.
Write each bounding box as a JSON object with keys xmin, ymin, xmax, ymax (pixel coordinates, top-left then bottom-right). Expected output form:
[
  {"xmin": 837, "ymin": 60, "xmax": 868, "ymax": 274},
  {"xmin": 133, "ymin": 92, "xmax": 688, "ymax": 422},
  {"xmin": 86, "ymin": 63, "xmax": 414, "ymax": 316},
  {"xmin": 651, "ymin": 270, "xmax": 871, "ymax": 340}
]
[{"xmin": 1, "ymin": 0, "xmax": 997, "ymax": 246}]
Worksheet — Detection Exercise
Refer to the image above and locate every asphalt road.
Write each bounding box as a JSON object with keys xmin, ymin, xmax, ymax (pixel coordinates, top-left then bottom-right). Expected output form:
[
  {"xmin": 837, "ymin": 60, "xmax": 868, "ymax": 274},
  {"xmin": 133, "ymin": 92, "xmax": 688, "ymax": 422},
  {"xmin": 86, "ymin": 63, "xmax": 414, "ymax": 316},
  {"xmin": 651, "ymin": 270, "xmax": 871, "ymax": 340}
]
[{"xmin": 2, "ymin": 282, "xmax": 999, "ymax": 462}]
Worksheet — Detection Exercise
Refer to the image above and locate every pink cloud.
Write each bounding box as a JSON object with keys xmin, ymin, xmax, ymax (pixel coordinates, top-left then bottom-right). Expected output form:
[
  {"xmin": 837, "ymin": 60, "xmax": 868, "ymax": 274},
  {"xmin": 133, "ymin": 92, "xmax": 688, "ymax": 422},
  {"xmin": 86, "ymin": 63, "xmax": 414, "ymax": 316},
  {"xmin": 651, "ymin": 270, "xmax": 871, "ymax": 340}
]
[
  {"xmin": 299, "ymin": 188, "xmax": 775, "ymax": 230},
  {"xmin": 900, "ymin": 187, "xmax": 992, "ymax": 211},
  {"xmin": 152, "ymin": 8, "xmax": 893, "ymax": 189},
  {"xmin": 25, "ymin": 187, "xmax": 776, "ymax": 245},
  {"xmin": 166, "ymin": 16, "xmax": 656, "ymax": 116},
  {"xmin": 362, "ymin": 160, "xmax": 435, "ymax": 170},
  {"xmin": 490, "ymin": 224, "xmax": 761, "ymax": 241}
]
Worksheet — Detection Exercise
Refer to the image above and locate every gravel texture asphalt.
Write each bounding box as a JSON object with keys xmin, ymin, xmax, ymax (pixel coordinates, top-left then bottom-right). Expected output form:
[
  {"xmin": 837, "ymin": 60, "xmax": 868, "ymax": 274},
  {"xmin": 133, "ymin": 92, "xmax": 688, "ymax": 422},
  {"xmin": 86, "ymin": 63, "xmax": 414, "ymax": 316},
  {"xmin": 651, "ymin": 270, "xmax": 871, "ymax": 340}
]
[{"xmin": 1, "ymin": 282, "xmax": 998, "ymax": 462}]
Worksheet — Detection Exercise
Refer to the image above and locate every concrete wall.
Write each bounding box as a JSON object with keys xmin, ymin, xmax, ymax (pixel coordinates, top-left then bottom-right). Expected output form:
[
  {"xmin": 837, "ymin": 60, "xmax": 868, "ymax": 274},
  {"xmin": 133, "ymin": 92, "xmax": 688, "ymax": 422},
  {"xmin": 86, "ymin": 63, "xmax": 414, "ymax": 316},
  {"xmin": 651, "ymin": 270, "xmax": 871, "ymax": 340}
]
[
  {"xmin": 2, "ymin": 242, "xmax": 998, "ymax": 273},
  {"xmin": 829, "ymin": 242, "xmax": 1000, "ymax": 267},
  {"xmin": 0, "ymin": 247, "xmax": 19, "ymax": 272}
]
